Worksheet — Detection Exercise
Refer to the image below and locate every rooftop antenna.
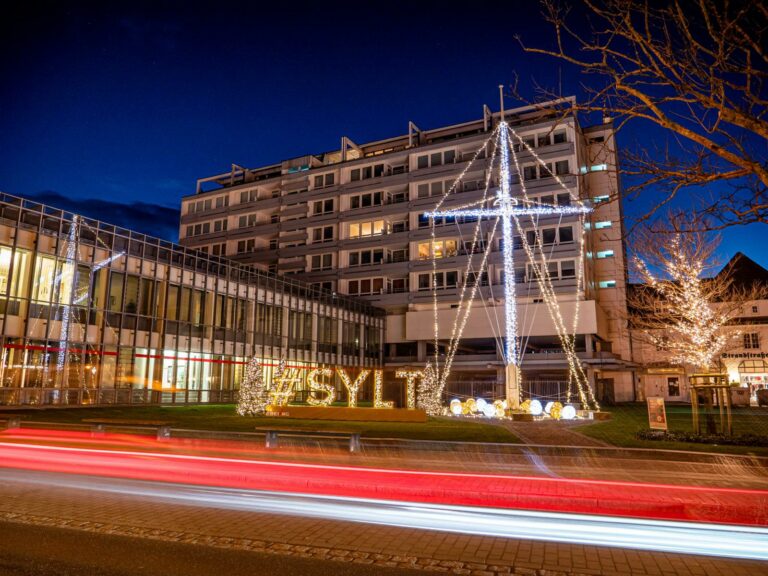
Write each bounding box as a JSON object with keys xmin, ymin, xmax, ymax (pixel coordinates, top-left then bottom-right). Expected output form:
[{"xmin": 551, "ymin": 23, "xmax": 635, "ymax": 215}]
[{"xmin": 498, "ymin": 84, "xmax": 506, "ymax": 123}]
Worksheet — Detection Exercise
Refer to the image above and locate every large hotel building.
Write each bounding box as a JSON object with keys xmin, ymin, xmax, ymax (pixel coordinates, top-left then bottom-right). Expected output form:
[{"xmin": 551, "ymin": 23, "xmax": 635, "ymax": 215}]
[{"xmin": 179, "ymin": 99, "xmax": 637, "ymax": 403}]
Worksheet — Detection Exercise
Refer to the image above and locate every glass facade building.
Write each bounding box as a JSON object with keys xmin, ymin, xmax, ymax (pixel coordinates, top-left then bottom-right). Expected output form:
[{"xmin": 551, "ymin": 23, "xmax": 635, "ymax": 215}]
[{"xmin": 0, "ymin": 193, "xmax": 384, "ymax": 406}]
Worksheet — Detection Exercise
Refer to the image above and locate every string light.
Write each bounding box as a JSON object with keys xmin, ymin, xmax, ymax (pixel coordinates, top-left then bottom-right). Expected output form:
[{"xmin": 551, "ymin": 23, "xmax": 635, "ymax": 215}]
[
  {"xmin": 425, "ymin": 121, "xmax": 598, "ymax": 410},
  {"xmin": 306, "ymin": 367, "xmax": 335, "ymax": 406},
  {"xmin": 337, "ymin": 368, "xmax": 369, "ymax": 408},
  {"xmin": 268, "ymin": 358, "xmax": 301, "ymax": 407},
  {"xmin": 373, "ymin": 370, "xmax": 394, "ymax": 409},
  {"xmin": 236, "ymin": 356, "xmax": 268, "ymax": 415},
  {"xmin": 416, "ymin": 362, "xmax": 442, "ymax": 415},
  {"xmin": 395, "ymin": 369, "xmax": 422, "ymax": 409}
]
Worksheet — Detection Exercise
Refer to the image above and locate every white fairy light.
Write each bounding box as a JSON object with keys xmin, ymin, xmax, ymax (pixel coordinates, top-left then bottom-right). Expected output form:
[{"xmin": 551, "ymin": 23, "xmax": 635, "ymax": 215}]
[
  {"xmin": 268, "ymin": 358, "xmax": 302, "ymax": 407},
  {"xmin": 373, "ymin": 370, "xmax": 394, "ymax": 409},
  {"xmin": 395, "ymin": 369, "xmax": 421, "ymax": 409},
  {"xmin": 416, "ymin": 362, "xmax": 442, "ymax": 416},
  {"xmin": 306, "ymin": 367, "xmax": 335, "ymax": 406},
  {"xmin": 337, "ymin": 368, "xmax": 369, "ymax": 408},
  {"xmin": 237, "ymin": 356, "xmax": 268, "ymax": 416},
  {"xmin": 562, "ymin": 405, "xmax": 577, "ymax": 420}
]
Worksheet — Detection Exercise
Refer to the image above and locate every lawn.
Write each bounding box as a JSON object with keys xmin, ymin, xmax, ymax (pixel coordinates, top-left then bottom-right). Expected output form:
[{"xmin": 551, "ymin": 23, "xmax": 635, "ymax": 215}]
[
  {"xmin": 576, "ymin": 403, "xmax": 768, "ymax": 456},
  {"xmin": 4, "ymin": 404, "xmax": 519, "ymax": 444}
]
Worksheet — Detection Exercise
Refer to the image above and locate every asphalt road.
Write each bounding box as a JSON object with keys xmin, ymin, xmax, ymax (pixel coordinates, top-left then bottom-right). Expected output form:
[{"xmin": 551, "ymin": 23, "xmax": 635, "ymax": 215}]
[{"xmin": 0, "ymin": 520, "xmax": 424, "ymax": 576}]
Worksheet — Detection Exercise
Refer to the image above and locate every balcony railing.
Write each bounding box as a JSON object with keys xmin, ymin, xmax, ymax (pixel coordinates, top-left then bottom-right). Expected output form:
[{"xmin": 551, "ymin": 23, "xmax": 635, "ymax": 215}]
[{"xmin": 0, "ymin": 387, "xmax": 237, "ymax": 407}]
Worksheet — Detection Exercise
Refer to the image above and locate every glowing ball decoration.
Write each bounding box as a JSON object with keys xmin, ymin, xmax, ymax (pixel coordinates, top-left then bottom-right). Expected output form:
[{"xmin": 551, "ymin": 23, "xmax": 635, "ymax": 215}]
[
  {"xmin": 529, "ymin": 399, "xmax": 544, "ymax": 416},
  {"xmin": 493, "ymin": 400, "xmax": 505, "ymax": 418},
  {"xmin": 450, "ymin": 399, "xmax": 463, "ymax": 416},
  {"xmin": 544, "ymin": 401, "xmax": 554, "ymax": 415},
  {"xmin": 550, "ymin": 402, "xmax": 563, "ymax": 420},
  {"xmin": 520, "ymin": 399, "xmax": 532, "ymax": 413},
  {"xmin": 465, "ymin": 398, "xmax": 477, "ymax": 414},
  {"xmin": 482, "ymin": 403, "xmax": 496, "ymax": 418},
  {"xmin": 475, "ymin": 398, "xmax": 487, "ymax": 412},
  {"xmin": 561, "ymin": 405, "xmax": 577, "ymax": 420}
]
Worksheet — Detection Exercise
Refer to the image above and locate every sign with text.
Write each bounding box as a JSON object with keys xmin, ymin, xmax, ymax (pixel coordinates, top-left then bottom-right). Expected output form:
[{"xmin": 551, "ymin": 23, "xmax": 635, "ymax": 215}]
[{"xmin": 646, "ymin": 397, "xmax": 668, "ymax": 431}]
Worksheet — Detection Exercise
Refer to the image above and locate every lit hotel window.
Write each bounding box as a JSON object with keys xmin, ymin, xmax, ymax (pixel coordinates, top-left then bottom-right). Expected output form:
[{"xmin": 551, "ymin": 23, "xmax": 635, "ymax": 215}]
[
  {"xmin": 594, "ymin": 221, "xmax": 612, "ymax": 230},
  {"xmin": 596, "ymin": 250, "xmax": 614, "ymax": 258},
  {"xmin": 599, "ymin": 280, "xmax": 616, "ymax": 288}
]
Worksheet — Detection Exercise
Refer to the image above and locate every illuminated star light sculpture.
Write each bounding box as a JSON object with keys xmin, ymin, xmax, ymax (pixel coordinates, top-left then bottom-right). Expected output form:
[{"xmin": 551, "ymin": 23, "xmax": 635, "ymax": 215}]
[{"xmin": 425, "ymin": 122, "xmax": 591, "ymax": 409}]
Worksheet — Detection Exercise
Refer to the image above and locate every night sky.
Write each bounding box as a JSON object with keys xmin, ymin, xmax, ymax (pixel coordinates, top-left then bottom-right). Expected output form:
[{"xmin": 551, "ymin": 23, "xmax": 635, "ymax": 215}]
[{"xmin": 1, "ymin": 0, "xmax": 765, "ymax": 268}]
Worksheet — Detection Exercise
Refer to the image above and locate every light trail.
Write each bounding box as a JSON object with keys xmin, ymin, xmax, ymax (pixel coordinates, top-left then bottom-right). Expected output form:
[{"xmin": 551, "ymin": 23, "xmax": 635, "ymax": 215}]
[
  {"xmin": 0, "ymin": 437, "xmax": 766, "ymax": 526},
  {"xmin": 2, "ymin": 468, "xmax": 768, "ymax": 562}
]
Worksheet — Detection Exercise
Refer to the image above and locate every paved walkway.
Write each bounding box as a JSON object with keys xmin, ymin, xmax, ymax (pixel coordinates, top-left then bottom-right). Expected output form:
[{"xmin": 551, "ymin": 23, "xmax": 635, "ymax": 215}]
[{"xmin": 0, "ymin": 468, "xmax": 764, "ymax": 576}]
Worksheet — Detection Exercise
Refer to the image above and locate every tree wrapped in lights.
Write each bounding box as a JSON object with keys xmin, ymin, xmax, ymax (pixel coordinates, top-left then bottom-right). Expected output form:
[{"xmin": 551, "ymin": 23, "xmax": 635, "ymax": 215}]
[
  {"xmin": 416, "ymin": 362, "xmax": 443, "ymax": 416},
  {"xmin": 237, "ymin": 356, "xmax": 268, "ymax": 416},
  {"xmin": 629, "ymin": 220, "xmax": 765, "ymax": 371}
]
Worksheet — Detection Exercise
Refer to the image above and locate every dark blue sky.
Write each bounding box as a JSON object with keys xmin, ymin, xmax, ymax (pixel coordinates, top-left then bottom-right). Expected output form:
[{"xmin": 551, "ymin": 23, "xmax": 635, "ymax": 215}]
[{"xmin": 1, "ymin": 0, "xmax": 765, "ymax": 269}]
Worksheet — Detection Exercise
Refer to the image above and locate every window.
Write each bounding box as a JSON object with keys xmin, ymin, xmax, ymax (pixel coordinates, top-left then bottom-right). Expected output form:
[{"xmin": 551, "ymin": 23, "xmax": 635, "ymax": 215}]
[
  {"xmin": 391, "ymin": 220, "xmax": 408, "ymax": 233},
  {"xmin": 593, "ymin": 195, "xmax": 610, "ymax": 203},
  {"xmin": 390, "ymin": 278, "xmax": 408, "ymax": 293},
  {"xmin": 311, "ymin": 253, "xmax": 333, "ymax": 271},
  {"xmin": 350, "ymin": 163, "xmax": 385, "ymax": 182},
  {"xmin": 599, "ymin": 280, "xmax": 616, "ymax": 288},
  {"xmin": 349, "ymin": 248, "xmax": 384, "ymax": 267},
  {"xmin": 350, "ymin": 191, "xmax": 383, "ymax": 209},
  {"xmin": 542, "ymin": 228, "xmax": 556, "ymax": 245},
  {"xmin": 313, "ymin": 173, "xmax": 335, "ymax": 188},
  {"xmin": 667, "ymin": 377, "xmax": 680, "ymax": 397},
  {"xmin": 415, "ymin": 149, "xmax": 456, "ymax": 169},
  {"xmin": 744, "ymin": 333, "xmax": 760, "ymax": 349},
  {"xmin": 560, "ymin": 260, "xmax": 576, "ymax": 278},
  {"xmin": 213, "ymin": 219, "xmax": 228, "ymax": 232},
  {"xmin": 416, "ymin": 179, "xmax": 453, "ymax": 199},
  {"xmin": 589, "ymin": 135, "xmax": 605, "ymax": 143},
  {"xmin": 313, "ymin": 199, "xmax": 334, "ymax": 215},
  {"xmin": 596, "ymin": 249, "xmax": 614, "ymax": 259},
  {"xmin": 553, "ymin": 131, "xmax": 567, "ymax": 144},
  {"xmin": 752, "ymin": 305, "xmax": 759, "ymax": 314},
  {"xmin": 523, "ymin": 165, "xmax": 537, "ymax": 181},
  {"xmin": 417, "ymin": 271, "xmax": 458, "ymax": 290},
  {"xmin": 311, "ymin": 281, "xmax": 334, "ymax": 292},
  {"xmin": 555, "ymin": 160, "xmax": 569, "ymax": 175},
  {"xmin": 214, "ymin": 195, "xmax": 229, "ymax": 209},
  {"xmin": 594, "ymin": 221, "xmax": 612, "ymax": 230},
  {"xmin": 417, "ymin": 240, "xmax": 458, "ymax": 260},
  {"xmin": 557, "ymin": 193, "xmax": 571, "ymax": 206},
  {"xmin": 537, "ymin": 133, "xmax": 550, "ymax": 147},
  {"xmin": 238, "ymin": 214, "xmax": 257, "ymax": 228},
  {"xmin": 312, "ymin": 226, "xmax": 335, "ymax": 243},
  {"xmin": 349, "ymin": 220, "xmax": 385, "ymax": 238},
  {"xmin": 347, "ymin": 277, "xmax": 384, "ymax": 295},
  {"xmin": 240, "ymin": 189, "xmax": 257, "ymax": 203},
  {"xmin": 418, "ymin": 213, "xmax": 454, "ymax": 228},
  {"xmin": 590, "ymin": 163, "xmax": 608, "ymax": 172},
  {"xmin": 211, "ymin": 243, "xmax": 226, "ymax": 256},
  {"xmin": 558, "ymin": 226, "xmax": 574, "ymax": 243},
  {"xmin": 237, "ymin": 239, "xmax": 255, "ymax": 254},
  {"xmin": 269, "ymin": 239, "xmax": 278, "ymax": 249}
]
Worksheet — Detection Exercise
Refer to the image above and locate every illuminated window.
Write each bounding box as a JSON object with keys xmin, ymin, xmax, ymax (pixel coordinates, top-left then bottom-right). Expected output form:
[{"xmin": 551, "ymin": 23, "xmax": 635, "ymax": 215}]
[
  {"xmin": 599, "ymin": 280, "xmax": 616, "ymax": 288},
  {"xmin": 593, "ymin": 195, "xmax": 610, "ymax": 203},
  {"xmin": 349, "ymin": 220, "xmax": 385, "ymax": 238},
  {"xmin": 417, "ymin": 240, "xmax": 458, "ymax": 260},
  {"xmin": 595, "ymin": 221, "xmax": 612, "ymax": 230},
  {"xmin": 590, "ymin": 163, "xmax": 608, "ymax": 172},
  {"xmin": 596, "ymin": 250, "xmax": 614, "ymax": 258}
]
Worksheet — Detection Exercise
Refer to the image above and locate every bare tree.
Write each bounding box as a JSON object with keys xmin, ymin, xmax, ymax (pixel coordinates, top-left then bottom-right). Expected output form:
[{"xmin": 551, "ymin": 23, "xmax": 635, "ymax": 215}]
[
  {"xmin": 516, "ymin": 0, "xmax": 768, "ymax": 230},
  {"xmin": 628, "ymin": 217, "xmax": 765, "ymax": 372}
]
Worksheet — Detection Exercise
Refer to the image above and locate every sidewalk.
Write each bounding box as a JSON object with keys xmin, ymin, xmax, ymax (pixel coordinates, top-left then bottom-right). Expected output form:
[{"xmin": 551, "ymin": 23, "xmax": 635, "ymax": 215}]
[{"xmin": 0, "ymin": 467, "xmax": 764, "ymax": 576}]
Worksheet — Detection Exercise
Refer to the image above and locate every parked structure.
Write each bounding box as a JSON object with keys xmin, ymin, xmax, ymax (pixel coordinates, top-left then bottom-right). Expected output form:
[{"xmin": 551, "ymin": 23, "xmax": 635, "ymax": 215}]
[
  {"xmin": 180, "ymin": 98, "xmax": 636, "ymax": 402},
  {"xmin": 0, "ymin": 192, "xmax": 384, "ymax": 407}
]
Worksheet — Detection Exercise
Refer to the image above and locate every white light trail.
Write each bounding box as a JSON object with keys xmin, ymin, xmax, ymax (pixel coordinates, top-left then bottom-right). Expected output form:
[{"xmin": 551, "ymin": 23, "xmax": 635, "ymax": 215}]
[{"xmin": 3, "ymin": 468, "xmax": 767, "ymax": 562}]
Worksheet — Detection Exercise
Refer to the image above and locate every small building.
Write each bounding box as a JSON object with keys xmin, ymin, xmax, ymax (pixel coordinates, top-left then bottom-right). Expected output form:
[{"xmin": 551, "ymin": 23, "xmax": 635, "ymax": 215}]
[{"xmin": 632, "ymin": 253, "xmax": 768, "ymax": 403}]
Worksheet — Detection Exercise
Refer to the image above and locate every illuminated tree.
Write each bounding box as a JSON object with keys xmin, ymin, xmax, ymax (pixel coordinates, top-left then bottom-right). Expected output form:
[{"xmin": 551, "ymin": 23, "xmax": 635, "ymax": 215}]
[
  {"xmin": 236, "ymin": 356, "xmax": 268, "ymax": 416},
  {"xmin": 628, "ymin": 221, "xmax": 764, "ymax": 371},
  {"xmin": 517, "ymin": 0, "xmax": 768, "ymax": 229},
  {"xmin": 416, "ymin": 362, "xmax": 443, "ymax": 416}
]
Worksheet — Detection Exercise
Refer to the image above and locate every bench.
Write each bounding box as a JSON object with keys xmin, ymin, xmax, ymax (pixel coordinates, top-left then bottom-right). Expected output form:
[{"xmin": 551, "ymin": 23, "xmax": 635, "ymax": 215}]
[
  {"xmin": 81, "ymin": 418, "xmax": 173, "ymax": 440},
  {"xmin": 252, "ymin": 426, "xmax": 362, "ymax": 453}
]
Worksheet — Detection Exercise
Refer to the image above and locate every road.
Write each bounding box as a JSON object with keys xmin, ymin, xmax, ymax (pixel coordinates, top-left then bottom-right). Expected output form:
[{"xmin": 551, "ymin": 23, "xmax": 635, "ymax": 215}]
[{"xmin": 0, "ymin": 467, "xmax": 766, "ymax": 576}]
